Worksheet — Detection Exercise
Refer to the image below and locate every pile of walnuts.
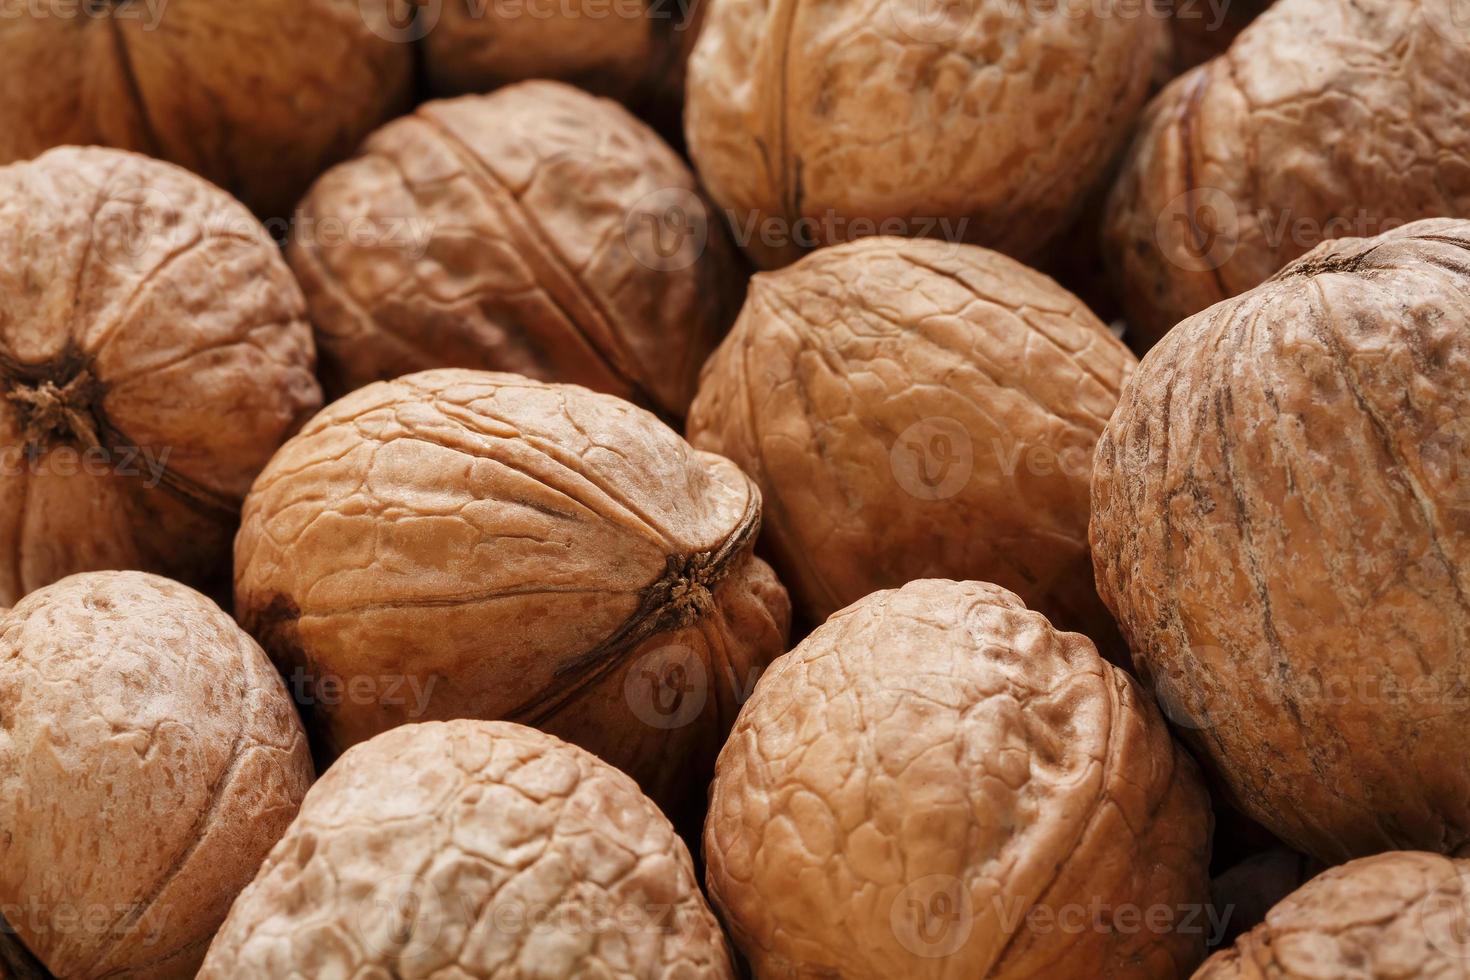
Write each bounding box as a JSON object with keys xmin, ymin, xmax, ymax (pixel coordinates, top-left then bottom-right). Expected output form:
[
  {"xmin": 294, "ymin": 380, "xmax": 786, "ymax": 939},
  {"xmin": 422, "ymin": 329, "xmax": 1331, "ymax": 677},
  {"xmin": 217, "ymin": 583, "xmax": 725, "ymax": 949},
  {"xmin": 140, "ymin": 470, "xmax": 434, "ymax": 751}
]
[{"xmin": 2, "ymin": 0, "xmax": 1468, "ymax": 977}]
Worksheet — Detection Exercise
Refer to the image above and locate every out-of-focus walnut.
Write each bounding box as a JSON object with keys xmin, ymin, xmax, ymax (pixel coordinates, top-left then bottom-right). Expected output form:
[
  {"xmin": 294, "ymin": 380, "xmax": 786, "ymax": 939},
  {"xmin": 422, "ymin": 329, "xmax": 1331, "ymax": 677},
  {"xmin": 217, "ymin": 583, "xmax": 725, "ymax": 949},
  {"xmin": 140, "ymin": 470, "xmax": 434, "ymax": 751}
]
[
  {"xmin": 1208, "ymin": 848, "xmax": 1320, "ymax": 949},
  {"xmin": 1092, "ymin": 219, "xmax": 1470, "ymax": 863},
  {"xmin": 0, "ymin": 0, "xmax": 412, "ymax": 219},
  {"xmin": 686, "ymin": 236, "xmax": 1135, "ymax": 641},
  {"xmin": 0, "ymin": 147, "xmax": 321, "ymax": 606},
  {"xmin": 1105, "ymin": 0, "xmax": 1470, "ymax": 348},
  {"xmin": 1163, "ymin": 0, "xmax": 1272, "ymax": 74},
  {"xmin": 0, "ymin": 572, "xmax": 314, "ymax": 979},
  {"xmin": 290, "ymin": 81, "xmax": 740, "ymax": 414},
  {"xmin": 234, "ymin": 369, "xmax": 790, "ymax": 822},
  {"xmin": 1196, "ymin": 852, "xmax": 1470, "ymax": 978},
  {"xmin": 705, "ymin": 579, "xmax": 1213, "ymax": 979},
  {"xmin": 685, "ymin": 0, "xmax": 1162, "ymax": 269}
]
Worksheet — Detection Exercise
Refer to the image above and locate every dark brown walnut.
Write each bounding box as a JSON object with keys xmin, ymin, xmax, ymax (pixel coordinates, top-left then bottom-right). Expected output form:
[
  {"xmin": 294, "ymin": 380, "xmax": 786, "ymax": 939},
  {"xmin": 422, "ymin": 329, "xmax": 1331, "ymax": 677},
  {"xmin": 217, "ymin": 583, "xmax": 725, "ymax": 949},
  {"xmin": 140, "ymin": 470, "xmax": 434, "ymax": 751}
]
[
  {"xmin": 1196, "ymin": 852, "xmax": 1470, "ymax": 978},
  {"xmin": 0, "ymin": 571, "xmax": 314, "ymax": 980},
  {"xmin": 234, "ymin": 369, "xmax": 790, "ymax": 821},
  {"xmin": 685, "ymin": 0, "xmax": 1162, "ymax": 269},
  {"xmin": 290, "ymin": 81, "xmax": 740, "ymax": 413},
  {"xmin": 0, "ymin": 147, "xmax": 321, "ymax": 607},
  {"xmin": 1163, "ymin": 0, "xmax": 1272, "ymax": 74},
  {"xmin": 687, "ymin": 236, "xmax": 1136, "ymax": 640},
  {"xmin": 1208, "ymin": 847, "xmax": 1320, "ymax": 949},
  {"xmin": 1092, "ymin": 219, "xmax": 1470, "ymax": 863},
  {"xmin": 1105, "ymin": 0, "xmax": 1470, "ymax": 348},
  {"xmin": 199, "ymin": 721, "xmax": 736, "ymax": 978},
  {"xmin": 705, "ymin": 580, "xmax": 1213, "ymax": 979},
  {"xmin": 0, "ymin": 0, "xmax": 412, "ymax": 219}
]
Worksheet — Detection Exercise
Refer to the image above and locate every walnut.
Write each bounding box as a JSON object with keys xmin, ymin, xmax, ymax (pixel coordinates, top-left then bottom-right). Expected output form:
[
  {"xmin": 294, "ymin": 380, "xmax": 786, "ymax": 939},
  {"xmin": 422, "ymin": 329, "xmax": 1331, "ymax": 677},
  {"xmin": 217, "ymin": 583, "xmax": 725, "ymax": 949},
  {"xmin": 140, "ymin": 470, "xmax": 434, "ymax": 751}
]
[
  {"xmin": 199, "ymin": 720, "xmax": 735, "ymax": 977},
  {"xmin": 289, "ymin": 81, "xmax": 740, "ymax": 414},
  {"xmin": 1208, "ymin": 847, "xmax": 1320, "ymax": 949},
  {"xmin": 686, "ymin": 236, "xmax": 1135, "ymax": 641},
  {"xmin": 234, "ymin": 369, "xmax": 790, "ymax": 822},
  {"xmin": 1105, "ymin": 0, "xmax": 1470, "ymax": 348},
  {"xmin": 0, "ymin": 571, "xmax": 314, "ymax": 979},
  {"xmin": 704, "ymin": 579, "xmax": 1213, "ymax": 979},
  {"xmin": 684, "ymin": 0, "xmax": 1163, "ymax": 269},
  {"xmin": 0, "ymin": 147, "xmax": 321, "ymax": 606},
  {"xmin": 1091, "ymin": 219, "xmax": 1470, "ymax": 863},
  {"xmin": 0, "ymin": 0, "xmax": 412, "ymax": 219},
  {"xmin": 1163, "ymin": 0, "xmax": 1271, "ymax": 73},
  {"xmin": 1197, "ymin": 852, "xmax": 1470, "ymax": 978}
]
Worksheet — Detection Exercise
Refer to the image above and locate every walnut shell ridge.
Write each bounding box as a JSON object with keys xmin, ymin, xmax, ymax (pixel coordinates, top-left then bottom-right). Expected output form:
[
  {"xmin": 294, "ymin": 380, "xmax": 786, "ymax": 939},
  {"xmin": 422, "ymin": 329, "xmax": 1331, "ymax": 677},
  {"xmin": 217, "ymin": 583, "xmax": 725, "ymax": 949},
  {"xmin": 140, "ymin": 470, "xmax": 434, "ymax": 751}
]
[
  {"xmin": 704, "ymin": 579, "xmax": 1213, "ymax": 979},
  {"xmin": 0, "ymin": 147, "xmax": 322, "ymax": 606},
  {"xmin": 0, "ymin": 571, "xmax": 315, "ymax": 979},
  {"xmin": 1091, "ymin": 219, "xmax": 1470, "ymax": 863}
]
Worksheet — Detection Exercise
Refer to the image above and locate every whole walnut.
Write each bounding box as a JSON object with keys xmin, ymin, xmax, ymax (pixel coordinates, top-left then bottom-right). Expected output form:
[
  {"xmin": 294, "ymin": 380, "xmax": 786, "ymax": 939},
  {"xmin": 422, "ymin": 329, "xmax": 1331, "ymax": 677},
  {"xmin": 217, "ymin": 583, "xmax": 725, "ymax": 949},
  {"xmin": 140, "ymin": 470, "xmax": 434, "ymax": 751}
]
[
  {"xmin": 685, "ymin": 0, "xmax": 1162, "ymax": 269},
  {"xmin": 1105, "ymin": 0, "xmax": 1470, "ymax": 348},
  {"xmin": 199, "ymin": 721, "xmax": 735, "ymax": 978},
  {"xmin": 0, "ymin": 147, "xmax": 322, "ymax": 606},
  {"xmin": 705, "ymin": 579, "xmax": 1213, "ymax": 979},
  {"xmin": 1197, "ymin": 852, "xmax": 1470, "ymax": 978},
  {"xmin": 0, "ymin": 571, "xmax": 315, "ymax": 979},
  {"xmin": 686, "ymin": 236, "xmax": 1135, "ymax": 640},
  {"xmin": 234, "ymin": 369, "xmax": 790, "ymax": 821},
  {"xmin": 1092, "ymin": 219, "xmax": 1470, "ymax": 863},
  {"xmin": 290, "ymin": 81, "xmax": 740, "ymax": 413},
  {"xmin": 0, "ymin": 0, "xmax": 412, "ymax": 219}
]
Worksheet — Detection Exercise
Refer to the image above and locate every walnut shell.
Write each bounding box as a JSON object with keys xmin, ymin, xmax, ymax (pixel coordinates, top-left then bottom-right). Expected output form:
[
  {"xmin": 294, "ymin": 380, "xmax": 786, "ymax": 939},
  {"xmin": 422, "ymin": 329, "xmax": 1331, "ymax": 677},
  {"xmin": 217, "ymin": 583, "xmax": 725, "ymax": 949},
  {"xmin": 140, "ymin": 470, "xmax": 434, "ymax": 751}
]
[
  {"xmin": 685, "ymin": 0, "xmax": 1162, "ymax": 269},
  {"xmin": 1091, "ymin": 219, "xmax": 1470, "ymax": 863},
  {"xmin": 0, "ymin": 0, "xmax": 412, "ymax": 218},
  {"xmin": 289, "ymin": 81, "xmax": 740, "ymax": 414},
  {"xmin": 0, "ymin": 147, "xmax": 321, "ymax": 606},
  {"xmin": 0, "ymin": 571, "xmax": 314, "ymax": 979},
  {"xmin": 199, "ymin": 720, "xmax": 735, "ymax": 978},
  {"xmin": 1105, "ymin": 0, "xmax": 1470, "ymax": 348},
  {"xmin": 686, "ymin": 236, "xmax": 1135, "ymax": 639},
  {"xmin": 1196, "ymin": 852, "xmax": 1470, "ymax": 978},
  {"xmin": 705, "ymin": 579, "xmax": 1213, "ymax": 979},
  {"xmin": 234, "ymin": 368, "xmax": 790, "ymax": 820}
]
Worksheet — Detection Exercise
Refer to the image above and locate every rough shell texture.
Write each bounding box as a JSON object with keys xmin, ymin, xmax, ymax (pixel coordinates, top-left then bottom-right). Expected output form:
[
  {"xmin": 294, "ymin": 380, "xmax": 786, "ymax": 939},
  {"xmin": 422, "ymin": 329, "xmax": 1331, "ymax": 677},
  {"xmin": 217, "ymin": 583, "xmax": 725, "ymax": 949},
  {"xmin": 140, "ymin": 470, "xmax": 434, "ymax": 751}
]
[
  {"xmin": 0, "ymin": 147, "xmax": 321, "ymax": 607},
  {"xmin": 290, "ymin": 81, "xmax": 740, "ymax": 415},
  {"xmin": 686, "ymin": 236, "xmax": 1135, "ymax": 641},
  {"xmin": 0, "ymin": 571, "xmax": 314, "ymax": 979},
  {"xmin": 685, "ymin": 0, "xmax": 1162, "ymax": 269},
  {"xmin": 1105, "ymin": 0, "xmax": 1470, "ymax": 348},
  {"xmin": 705, "ymin": 579, "xmax": 1213, "ymax": 979},
  {"xmin": 1091, "ymin": 219, "xmax": 1470, "ymax": 863},
  {"xmin": 234, "ymin": 368, "xmax": 790, "ymax": 820},
  {"xmin": 1195, "ymin": 851, "xmax": 1470, "ymax": 978},
  {"xmin": 199, "ymin": 720, "xmax": 735, "ymax": 978},
  {"xmin": 0, "ymin": 0, "xmax": 412, "ymax": 218}
]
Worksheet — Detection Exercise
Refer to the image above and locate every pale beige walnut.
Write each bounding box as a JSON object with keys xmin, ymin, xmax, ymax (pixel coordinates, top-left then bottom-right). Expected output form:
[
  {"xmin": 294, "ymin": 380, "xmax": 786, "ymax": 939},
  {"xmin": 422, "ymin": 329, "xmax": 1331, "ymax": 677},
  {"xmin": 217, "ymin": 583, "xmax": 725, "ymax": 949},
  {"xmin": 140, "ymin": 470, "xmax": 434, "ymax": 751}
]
[
  {"xmin": 1092, "ymin": 219, "xmax": 1470, "ymax": 863},
  {"xmin": 290, "ymin": 81, "xmax": 740, "ymax": 413},
  {"xmin": 234, "ymin": 368, "xmax": 791, "ymax": 822},
  {"xmin": 686, "ymin": 236, "xmax": 1136, "ymax": 641},
  {"xmin": 1196, "ymin": 852, "xmax": 1470, "ymax": 978},
  {"xmin": 1105, "ymin": 0, "xmax": 1470, "ymax": 348},
  {"xmin": 0, "ymin": 147, "xmax": 322, "ymax": 606},
  {"xmin": 0, "ymin": 571, "xmax": 315, "ymax": 979},
  {"xmin": 705, "ymin": 579, "xmax": 1213, "ymax": 979},
  {"xmin": 685, "ymin": 0, "xmax": 1162, "ymax": 269},
  {"xmin": 0, "ymin": 0, "xmax": 412, "ymax": 218},
  {"xmin": 199, "ymin": 720, "xmax": 735, "ymax": 978}
]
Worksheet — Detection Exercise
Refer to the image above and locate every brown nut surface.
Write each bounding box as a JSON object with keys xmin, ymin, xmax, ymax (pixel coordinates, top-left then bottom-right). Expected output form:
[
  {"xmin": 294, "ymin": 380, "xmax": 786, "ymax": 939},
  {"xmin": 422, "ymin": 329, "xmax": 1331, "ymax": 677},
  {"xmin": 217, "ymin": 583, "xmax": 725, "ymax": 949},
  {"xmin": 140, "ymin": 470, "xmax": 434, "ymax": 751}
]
[
  {"xmin": 0, "ymin": 147, "xmax": 322, "ymax": 606},
  {"xmin": 685, "ymin": 0, "xmax": 1161, "ymax": 269},
  {"xmin": 199, "ymin": 720, "xmax": 736, "ymax": 978},
  {"xmin": 234, "ymin": 368, "xmax": 790, "ymax": 819},
  {"xmin": 0, "ymin": 571, "xmax": 315, "ymax": 979},
  {"xmin": 1195, "ymin": 851, "xmax": 1470, "ymax": 978},
  {"xmin": 290, "ymin": 81, "xmax": 740, "ymax": 414},
  {"xmin": 0, "ymin": 0, "xmax": 412, "ymax": 218},
  {"xmin": 705, "ymin": 579, "xmax": 1213, "ymax": 979},
  {"xmin": 1105, "ymin": 0, "xmax": 1470, "ymax": 348},
  {"xmin": 686, "ymin": 236, "xmax": 1136, "ymax": 638},
  {"xmin": 1091, "ymin": 220, "xmax": 1470, "ymax": 863}
]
